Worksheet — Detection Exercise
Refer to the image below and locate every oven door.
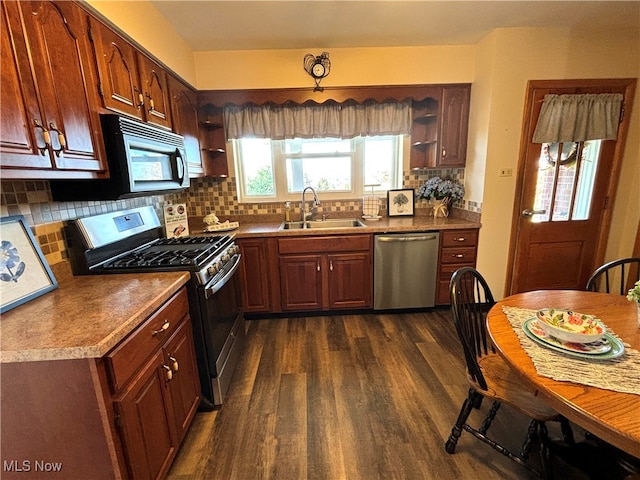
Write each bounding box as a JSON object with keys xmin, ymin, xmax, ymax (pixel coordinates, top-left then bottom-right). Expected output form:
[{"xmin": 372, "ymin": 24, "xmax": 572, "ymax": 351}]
[{"xmin": 198, "ymin": 253, "xmax": 244, "ymax": 404}]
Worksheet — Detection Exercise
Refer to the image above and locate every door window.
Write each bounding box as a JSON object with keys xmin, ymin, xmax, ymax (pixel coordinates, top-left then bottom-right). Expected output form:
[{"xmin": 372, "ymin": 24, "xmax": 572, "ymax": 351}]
[{"xmin": 532, "ymin": 140, "xmax": 601, "ymax": 222}]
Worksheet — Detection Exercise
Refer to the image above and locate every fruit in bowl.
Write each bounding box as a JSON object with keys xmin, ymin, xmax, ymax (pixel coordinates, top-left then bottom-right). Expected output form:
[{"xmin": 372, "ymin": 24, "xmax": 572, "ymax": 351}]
[{"xmin": 535, "ymin": 308, "xmax": 606, "ymax": 344}]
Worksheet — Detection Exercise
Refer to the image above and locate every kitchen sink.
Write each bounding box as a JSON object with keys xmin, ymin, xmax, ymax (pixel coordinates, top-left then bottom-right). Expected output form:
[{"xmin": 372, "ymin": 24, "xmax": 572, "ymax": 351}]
[{"xmin": 279, "ymin": 218, "xmax": 366, "ymax": 230}]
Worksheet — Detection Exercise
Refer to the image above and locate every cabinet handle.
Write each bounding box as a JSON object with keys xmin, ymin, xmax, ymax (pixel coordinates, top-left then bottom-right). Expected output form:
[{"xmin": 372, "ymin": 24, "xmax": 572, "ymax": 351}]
[
  {"xmin": 317, "ymin": 261, "xmax": 320, "ymax": 272},
  {"xmin": 453, "ymin": 237, "xmax": 466, "ymax": 242},
  {"xmin": 452, "ymin": 253, "xmax": 466, "ymax": 258},
  {"xmin": 148, "ymin": 97, "xmax": 155, "ymax": 112},
  {"xmin": 48, "ymin": 123, "xmax": 66, "ymax": 157},
  {"xmin": 169, "ymin": 355, "xmax": 179, "ymax": 372},
  {"xmin": 135, "ymin": 88, "xmax": 144, "ymax": 108},
  {"xmin": 152, "ymin": 320, "xmax": 170, "ymax": 336},
  {"xmin": 442, "ymin": 148, "xmax": 447, "ymax": 158},
  {"xmin": 329, "ymin": 260, "xmax": 333, "ymax": 272},
  {"xmin": 33, "ymin": 119, "xmax": 50, "ymax": 155},
  {"xmin": 162, "ymin": 364, "xmax": 173, "ymax": 382}
]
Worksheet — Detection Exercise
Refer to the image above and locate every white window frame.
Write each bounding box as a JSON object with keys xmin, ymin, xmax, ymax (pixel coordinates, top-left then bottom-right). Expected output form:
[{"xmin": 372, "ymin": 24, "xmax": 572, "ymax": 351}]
[{"xmin": 233, "ymin": 135, "xmax": 404, "ymax": 203}]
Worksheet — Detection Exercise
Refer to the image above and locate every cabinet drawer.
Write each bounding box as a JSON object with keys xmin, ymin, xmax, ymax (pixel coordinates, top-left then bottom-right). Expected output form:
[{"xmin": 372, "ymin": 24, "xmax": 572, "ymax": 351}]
[
  {"xmin": 440, "ymin": 229, "xmax": 478, "ymax": 247},
  {"xmin": 439, "ymin": 246, "xmax": 477, "ymax": 265},
  {"xmin": 107, "ymin": 287, "xmax": 189, "ymax": 391},
  {"xmin": 278, "ymin": 235, "xmax": 370, "ymax": 254}
]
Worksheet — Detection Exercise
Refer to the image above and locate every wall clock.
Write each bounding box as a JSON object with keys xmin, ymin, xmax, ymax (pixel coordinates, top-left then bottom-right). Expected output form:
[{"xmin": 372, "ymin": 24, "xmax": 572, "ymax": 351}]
[{"xmin": 303, "ymin": 52, "xmax": 331, "ymax": 91}]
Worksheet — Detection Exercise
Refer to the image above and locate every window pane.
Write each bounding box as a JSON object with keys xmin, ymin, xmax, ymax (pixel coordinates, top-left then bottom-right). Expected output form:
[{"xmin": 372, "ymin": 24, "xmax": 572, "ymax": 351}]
[
  {"xmin": 286, "ymin": 157, "xmax": 352, "ymax": 192},
  {"xmin": 532, "ymin": 141, "xmax": 601, "ymax": 223},
  {"xmin": 239, "ymin": 139, "xmax": 275, "ymax": 196},
  {"xmin": 364, "ymin": 136, "xmax": 395, "ymax": 191},
  {"xmin": 572, "ymin": 140, "xmax": 601, "ymax": 220},
  {"xmin": 285, "ymin": 138, "xmax": 351, "ymax": 154}
]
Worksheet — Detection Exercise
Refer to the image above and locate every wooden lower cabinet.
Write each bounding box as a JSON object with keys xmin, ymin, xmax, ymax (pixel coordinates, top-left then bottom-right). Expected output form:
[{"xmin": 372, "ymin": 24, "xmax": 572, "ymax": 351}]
[
  {"xmin": 237, "ymin": 238, "xmax": 279, "ymax": 313},
  {"xmin": 115, "ymin": 349, "xmax": 177, "ymax": 480},
  {"xmin": 436, "ymin": 229, "xmax": 479, "ymax": 305},
  {"xmin": 110, "ymin": 287, "xmax": 200, "ymax": 480},
  {"xmin": 0, "ymin": 286, "xmax": 200, "ymax": 480},
  {"xmin": 278, "ymin": 235, "xmax": 372, "ymax": 312}
]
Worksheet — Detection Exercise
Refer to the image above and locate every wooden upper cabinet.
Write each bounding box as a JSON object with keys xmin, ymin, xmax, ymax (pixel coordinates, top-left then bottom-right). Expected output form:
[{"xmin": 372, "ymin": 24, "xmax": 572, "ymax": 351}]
[
  {"xmin": 89, "ymin": 16, "xmax": 142, "ymax": 119},
  {"xmin": 439, "ymin": 85, "xmax": 470, "ymax": 168},
  {"xmin": 0, "ymin": 0, "xmax": 107, "ymax": 179},
  {"xmin": 168, "ymin": 75, "xmax": 204, "ymax": 177},
  {"xmin": 409, "ymin": 84, "xmax": 470, "ymax": 169},
  {"xmin": 137, "ymin": 54, "xmax": 172, "ymax": 129},
  {"xmin": 89, "ymin": 17, "xmax": 172, "ymax": 129}
]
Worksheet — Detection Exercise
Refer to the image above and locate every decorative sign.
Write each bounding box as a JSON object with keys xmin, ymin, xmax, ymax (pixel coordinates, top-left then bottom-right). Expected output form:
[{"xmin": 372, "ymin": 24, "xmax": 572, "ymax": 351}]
[{"xmin": 163, "ymin": 203, "xmax": 189, "ymax": 238}]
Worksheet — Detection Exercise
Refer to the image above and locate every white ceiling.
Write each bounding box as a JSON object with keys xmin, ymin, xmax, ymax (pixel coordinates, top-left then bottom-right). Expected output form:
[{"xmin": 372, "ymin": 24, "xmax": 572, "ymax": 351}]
[{"xmin": 149, "ymin": 1, "xmax": 640, "ymax": 52}]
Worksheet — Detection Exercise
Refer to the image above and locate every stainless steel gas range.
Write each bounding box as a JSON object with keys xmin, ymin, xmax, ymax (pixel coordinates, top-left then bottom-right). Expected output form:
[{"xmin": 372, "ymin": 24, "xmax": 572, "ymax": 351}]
[{"xmin": 65, "ymin": 206, "xmax": 244, "ymax": 409}]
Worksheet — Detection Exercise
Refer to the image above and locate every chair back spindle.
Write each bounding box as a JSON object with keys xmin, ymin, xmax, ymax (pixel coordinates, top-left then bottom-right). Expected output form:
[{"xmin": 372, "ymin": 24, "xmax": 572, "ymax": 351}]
[
  {"xmin": 585, "ymin": 257, "xmax": 640, "ymax": 295},
  {"xmin": 450, "ymin": 267, "xmax": 496, "ymax": 391}
]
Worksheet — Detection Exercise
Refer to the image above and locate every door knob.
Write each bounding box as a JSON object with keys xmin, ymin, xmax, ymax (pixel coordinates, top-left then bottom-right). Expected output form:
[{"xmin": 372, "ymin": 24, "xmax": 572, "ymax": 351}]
[{"xmin": 522, "ymin": 209, "xmax": 546, "ymax": 217}]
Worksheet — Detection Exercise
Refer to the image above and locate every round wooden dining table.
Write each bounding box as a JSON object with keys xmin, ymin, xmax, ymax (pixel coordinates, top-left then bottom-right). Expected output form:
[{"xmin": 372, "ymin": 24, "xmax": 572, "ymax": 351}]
[{"xmin": 487, "ymin": 290, "xmax": 640, "ymax": 459}]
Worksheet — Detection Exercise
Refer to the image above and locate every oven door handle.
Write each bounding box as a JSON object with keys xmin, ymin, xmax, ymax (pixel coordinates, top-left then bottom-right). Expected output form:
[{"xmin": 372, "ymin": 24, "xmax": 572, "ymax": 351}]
[{"xmin": 204, "ymin": 254, "xmax": 241, "ymax": 299}]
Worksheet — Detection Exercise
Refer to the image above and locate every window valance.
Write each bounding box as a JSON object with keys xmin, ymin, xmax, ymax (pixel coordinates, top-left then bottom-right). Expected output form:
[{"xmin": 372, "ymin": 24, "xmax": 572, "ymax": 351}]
[
  {"xmin": 532, "ymin": 93, "xmax": 623, "ymax": 143},
  {"xmin": 223, "ymin": 100, "xmax": 411, "ymax": 140}
]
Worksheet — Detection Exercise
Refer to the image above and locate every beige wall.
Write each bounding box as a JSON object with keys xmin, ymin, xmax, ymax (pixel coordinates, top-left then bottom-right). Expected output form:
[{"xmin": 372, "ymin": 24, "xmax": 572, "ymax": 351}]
[
  {"xmin": 194, "ymin": 45, "xmax": 474, "ymax": 89},
  {"xmin": 473, "ymin": 27, "xmax": 639, "ymax": 297},
  {"xmin": 78, "ymin": 4, "xmax": 640, "ymax": 299}
]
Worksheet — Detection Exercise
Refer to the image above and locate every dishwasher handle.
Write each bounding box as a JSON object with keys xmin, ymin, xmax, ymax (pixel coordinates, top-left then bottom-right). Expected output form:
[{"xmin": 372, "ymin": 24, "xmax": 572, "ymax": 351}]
[{"xmin": 376, "ymin": 234, "xmax": 437, "ymax": 243}]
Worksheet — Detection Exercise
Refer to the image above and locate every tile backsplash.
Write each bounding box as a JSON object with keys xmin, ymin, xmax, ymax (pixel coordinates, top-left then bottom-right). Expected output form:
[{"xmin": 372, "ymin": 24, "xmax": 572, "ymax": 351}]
[{"xmin": 1, "ymin": 168, "xmax": 480, "ymax": 267}]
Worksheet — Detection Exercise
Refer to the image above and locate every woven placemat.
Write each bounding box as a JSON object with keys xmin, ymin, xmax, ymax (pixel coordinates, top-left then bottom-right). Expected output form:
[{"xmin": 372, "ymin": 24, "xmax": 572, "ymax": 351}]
[{"xmin": 502, "ymin": 306, "xmax": 640, "ymax": 395}]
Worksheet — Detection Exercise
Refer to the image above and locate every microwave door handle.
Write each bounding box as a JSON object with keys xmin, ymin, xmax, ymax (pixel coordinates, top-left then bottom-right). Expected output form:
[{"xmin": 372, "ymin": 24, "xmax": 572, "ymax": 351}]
[{"xmin": 176, "ymin": 149, "xmax": 186, "ymax": 182}]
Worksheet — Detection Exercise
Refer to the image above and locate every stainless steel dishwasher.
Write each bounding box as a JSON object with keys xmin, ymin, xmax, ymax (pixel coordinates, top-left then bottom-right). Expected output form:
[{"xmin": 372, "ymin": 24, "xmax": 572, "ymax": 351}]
[{"xmin": 374, "ymin": 232, "xmax": 439, "ymax": 310}]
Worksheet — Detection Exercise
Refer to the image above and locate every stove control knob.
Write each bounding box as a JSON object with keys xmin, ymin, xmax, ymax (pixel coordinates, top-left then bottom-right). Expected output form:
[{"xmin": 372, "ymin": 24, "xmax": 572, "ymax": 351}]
[
  {"xmin": 221, "ymin": 253, "xmax": 230, "ymax": 262},
  {"xmin": 208, "ymin": 264, "xmax": 219, "ymax": 275}
]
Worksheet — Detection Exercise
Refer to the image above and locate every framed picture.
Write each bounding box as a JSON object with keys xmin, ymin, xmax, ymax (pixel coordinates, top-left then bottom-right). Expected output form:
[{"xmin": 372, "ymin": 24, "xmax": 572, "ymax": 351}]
[
  {"xmin": 387, "ymin": 189, "xmax": 415, "ymax": 217},
  {"xmin": 1, "ymin": 215, "xmax": 58, "ymax": 314}
]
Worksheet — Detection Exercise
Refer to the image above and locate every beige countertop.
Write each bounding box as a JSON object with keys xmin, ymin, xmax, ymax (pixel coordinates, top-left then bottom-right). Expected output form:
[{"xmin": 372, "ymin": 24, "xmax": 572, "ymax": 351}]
[
  {"xmin": 0, "ymin": 264, "xmax": 190, "ymax": 363},
  {"xmin": 195, "ymin": 214, "xmax": 481, "ymax": 238}
]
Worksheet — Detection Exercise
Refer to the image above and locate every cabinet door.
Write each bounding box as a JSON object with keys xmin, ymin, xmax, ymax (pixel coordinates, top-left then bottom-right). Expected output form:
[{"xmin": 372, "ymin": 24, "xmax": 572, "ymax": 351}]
[
  {"xmin": 237, "ymin": 238, "xmax": 272, "ymax": 313},
  {"xmin": 327, "ymin": 253, "xmax": 372, "ymax": 309},
  {"xmin": 168, "ymin": 75, "xmax": 204, "ymax": 177},
  {"xmin": 115, "ymin": 350, "xmax": 176, "ymax": 480},
  {"xmin": 89, "ymin": 17, "xmax": 144, "ymax": 120},
  {"xmin": 439, "ymin": 86, "xmax": 470, "ymax": 167},
  {"xmin": 138, "ymin": 54, "xmax": 172, "ymax": 129},
  {"xmin": 163, "ymin": 318, "xmax": 201, "ymax": 443},
  {"xmin": 279, "ymin": 255, "xmax": 323, "ymax": 311},
  {"xmin": 1, "ymin": 1, "xmax": 106, "ymax": 176},
  {"xmin": 0, "ymin": 2, "xmax": 50, "ymax": 170}
]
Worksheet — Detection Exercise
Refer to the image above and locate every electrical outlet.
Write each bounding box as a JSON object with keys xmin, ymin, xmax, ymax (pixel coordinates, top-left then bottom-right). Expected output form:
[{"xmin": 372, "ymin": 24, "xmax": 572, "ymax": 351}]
[{"xmin": 499, "ymin": 168, "xmax": 513, "ymax": 177}]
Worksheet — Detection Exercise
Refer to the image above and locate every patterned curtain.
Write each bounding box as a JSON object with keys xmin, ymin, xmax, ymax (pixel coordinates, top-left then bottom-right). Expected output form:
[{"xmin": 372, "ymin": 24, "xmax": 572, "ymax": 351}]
[
  {"xmin": 223, "ymin": 100, "xmax": 411, "ymax": 140},
  {"xmin": 532, "ymin": 93, "xmax": 623, "ymax": 143}
]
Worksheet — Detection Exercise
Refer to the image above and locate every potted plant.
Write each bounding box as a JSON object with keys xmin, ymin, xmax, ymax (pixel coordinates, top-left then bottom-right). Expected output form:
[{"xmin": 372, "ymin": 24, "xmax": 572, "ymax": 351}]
[{"xmin": 416, "ymin": 177, "xmax": 465, "ymax": 217}]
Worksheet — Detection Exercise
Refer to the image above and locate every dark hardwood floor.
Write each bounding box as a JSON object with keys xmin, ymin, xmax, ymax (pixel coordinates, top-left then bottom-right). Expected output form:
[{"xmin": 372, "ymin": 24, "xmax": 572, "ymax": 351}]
[{"xmin": 168, "ymin": 309, "xmax": 589, "ymax": 480}]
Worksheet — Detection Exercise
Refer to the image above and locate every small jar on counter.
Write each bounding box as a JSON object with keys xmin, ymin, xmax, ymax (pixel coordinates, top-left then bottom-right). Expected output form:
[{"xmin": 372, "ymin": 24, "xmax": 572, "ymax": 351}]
[{"xmin": 284, "ymin": 201, "xmax": 291, "ymax": 222}]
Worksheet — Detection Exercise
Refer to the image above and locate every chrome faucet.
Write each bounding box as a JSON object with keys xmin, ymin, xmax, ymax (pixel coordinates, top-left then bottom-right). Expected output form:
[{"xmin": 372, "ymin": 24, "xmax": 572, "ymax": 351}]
[{"xmin": 301, "ymin": 186, "xmax": 321, "ymax": 222}]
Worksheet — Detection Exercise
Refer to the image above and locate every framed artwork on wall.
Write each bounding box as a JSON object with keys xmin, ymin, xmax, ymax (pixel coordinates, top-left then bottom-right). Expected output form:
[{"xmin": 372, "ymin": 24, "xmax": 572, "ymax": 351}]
[
  {"xmin": 0, "ymin": 215, "xmax": 58, "ymax": 314},
  {"xmin": 387, "ymin": 189, "xmax": 415, "ymax": 217}
]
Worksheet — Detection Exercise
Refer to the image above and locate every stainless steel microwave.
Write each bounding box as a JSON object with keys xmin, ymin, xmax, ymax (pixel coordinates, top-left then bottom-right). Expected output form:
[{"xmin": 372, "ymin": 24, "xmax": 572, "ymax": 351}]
[{"xmin": 51, "ymin": 114, "xmax": 189, "ymax": 200}]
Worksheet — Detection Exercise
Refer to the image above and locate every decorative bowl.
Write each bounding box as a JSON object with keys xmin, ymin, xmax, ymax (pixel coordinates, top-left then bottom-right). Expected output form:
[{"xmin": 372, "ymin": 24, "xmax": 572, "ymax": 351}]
[{"xmin": 535, "ymin": 308, "xmax": 606, "ymax": 344}]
